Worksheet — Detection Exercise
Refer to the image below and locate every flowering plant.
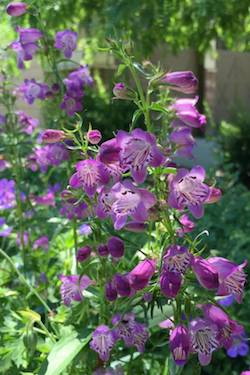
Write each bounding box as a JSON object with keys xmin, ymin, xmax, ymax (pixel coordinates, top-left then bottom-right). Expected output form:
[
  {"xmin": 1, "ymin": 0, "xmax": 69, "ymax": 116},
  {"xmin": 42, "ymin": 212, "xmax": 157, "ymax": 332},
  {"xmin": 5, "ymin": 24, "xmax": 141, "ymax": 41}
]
[{"xmin": 0, "ymin": 3, "xmax": 248, "ymax": 375}]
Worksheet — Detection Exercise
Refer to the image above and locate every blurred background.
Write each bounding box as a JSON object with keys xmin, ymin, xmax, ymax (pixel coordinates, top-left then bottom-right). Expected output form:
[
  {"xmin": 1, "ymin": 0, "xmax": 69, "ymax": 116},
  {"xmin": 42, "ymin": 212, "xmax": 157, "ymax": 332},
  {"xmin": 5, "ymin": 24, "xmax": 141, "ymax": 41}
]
[{"xmin": 1, "ymin": 1, "xmax": 250, "ymax": 374}]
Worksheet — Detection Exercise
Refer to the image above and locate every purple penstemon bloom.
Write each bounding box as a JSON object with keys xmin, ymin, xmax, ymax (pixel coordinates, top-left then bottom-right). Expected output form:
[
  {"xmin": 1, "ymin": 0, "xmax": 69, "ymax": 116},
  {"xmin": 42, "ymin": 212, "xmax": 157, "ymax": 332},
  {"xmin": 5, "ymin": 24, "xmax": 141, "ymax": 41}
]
[
  {"xmin": 171, "ymin": 97, "xmax": 206, "ymax": 128},
  {"xmin": 97, "ymin": 139, "xmax": 123, "ymax": 181},
  {"xmin": 107, "ymin": 236, "xmax": 124, "ymax": 258},
  {"xmin": 192, "ymin": 256, "xmax": 219, "ymax": 290},
  {"xmin": 0, "ymin": 178, "xmax": 16, "ymax": 210},
  {"xmin": 54, "ymin": 30, "xmax": 78, "ymax": 58},
  {"xmin": 42, "ymin": 129, "xmax": 65, "ymax": 143},
  {"xmin": 65, "ymin": 65, "xmax": 93, "ymax": 92},
  {"xmin": 168, "ymin": 165, "xmax": 211, "ymax": 218},
  {"xmin": 87, "ymin": 129, "xmax": 102, "ymax": 145},
  {"xmin": 17, "ymin": 79, "xmax": 49, "ymax": 104},
  {"xmin": 189, "ymin": 318, "xmax": 219, "ymax": 366},
  {"xmin": 170, "ymin": 127, "xmax": 195, "ymax": 158},
  {"xmin": 76, "ymin": 246, "xmax": 92, "ymax": 262},
  {"xmin": 33, "ymin": 236, "xmax": 49, "ymax": 251},
  {"xmin": 162, "ymin": 245, "xmax": 193, "ymax": 275},
  {"xmin": 218, "ymin": 294, "xmax": 235, "ymax": 307},
  {"xmin": 105, "ymin": 280, "xmax": 118, "ymax": 301},
  {"xmin": 70, "ymin": 159, "xmax": 109, "ymax": 198},
  {"xmin": 227, "ymin": 331, "xmax": 249, "ymax": 358},
  {"xmin": 112, "ymin": 313, "xmax": 149, "ymax": 352},
  {"xmin": 60, "ymin": 200, "xmax": 88, "ymax": 220},
  {"xmin": 33, "ymin": 191, "xmax": 55, "ymax": 207},
  {"xmin": 6, "ymin": 2, "xmax": 27, "ymax": 17},
  {"xmin": 60, "ymin": 95, "xmax": 83, "ymax": 116},
  {"xmin": 160, "ymin": 269, "xmax": 182, "ymax": 298},
  {"xmin": 16, "ymin": 111, "xmax": 39, "ymax": 134},
  {"xmin": 10, "ymin": 41, "xmax": 39, "ymax": 69},
  {"xmin": 128, "ymin": 258, "xmax": 156, "ymax": 291},
  {"xmin": 160, "ymin": 71, "xmax": 198, "ymax": 94},
  {"xmin": 177, "ymin": 214, "xmax": 195, "ymax": 237},
  {"xmin": 0, "ymin": 157, "xmax": 9, "ymax": 172},
  {"xmin": 169, "ymin": 325, "xmax": 190, "ymax": 366},
  {"xmin": 59, "ymin": 274, "xmax": 93, "ymax": 306},
  {"xmin": 96, "ymin": 179, "xmax": 156, "ymax": 230},
  {"xmin": 116, "ymin": 128, "xmax": 164, "ymax": 183},
  {"xmin": 90, "ymin": 325, "xmax": 116, "ymax": 361},
  {"xmin": 207, "ymin": 257, "xmax": 247, "ymax": 303}
]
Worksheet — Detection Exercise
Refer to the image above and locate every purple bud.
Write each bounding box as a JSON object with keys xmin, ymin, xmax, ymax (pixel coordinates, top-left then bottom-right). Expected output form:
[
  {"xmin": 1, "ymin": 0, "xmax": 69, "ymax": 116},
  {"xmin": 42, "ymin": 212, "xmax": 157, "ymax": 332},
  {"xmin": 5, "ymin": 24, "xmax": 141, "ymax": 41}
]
[
  {"xmin": 107, "ymin": 236, "xmax": 124, "ymax": 258},
  {"xmin": 129, "ymin": 259, "xmax": 156, "ymax": 291},
  {"xmin": 87, "ymin": 129, "xmax": 102, "ymax": 145},
  {"xmin": 6, "ymin": 2, "xmax": 27, "ymax": 16},
  {"xmin": 206, "ymin": 187, "xmax": 222, "ymax": 204},
  {"xmin": 60, "ymin": 189, "xmax": 74, "ymax": 200},
  {"xmin": 113, "ymin": 274, "xmax": 131, "ymax": 297},
  {"xmin": 192, "ymin": 256, "xmax": 219, "ymax": 290},
  {"xmin": 160, "ymin": 270, "xmax": 182, "ymax": 298},
  {"xmin": 76, "ymin": 246, "xmax": 91, "ymax": 262},
  {"xmin": 97, "ymin": 244, "xmax": 109, "ymax": 257},
  {"xmin": 160, "ymin": 71, "xmax": 198, "ymax": 94},
  {"xmin": 105, "ymin": 281, "xmax": 117, "ymax": 301},
  {"xmin": 113, "ymin": 82, "xmax": 128, "ymax": 99},
  {"xmin": 170, "ymin": 325, "xmax": 190, "ymax": 366},
  {"xmin": 42, "ymin": 129, "xmax": 65, "ymax": 144}
]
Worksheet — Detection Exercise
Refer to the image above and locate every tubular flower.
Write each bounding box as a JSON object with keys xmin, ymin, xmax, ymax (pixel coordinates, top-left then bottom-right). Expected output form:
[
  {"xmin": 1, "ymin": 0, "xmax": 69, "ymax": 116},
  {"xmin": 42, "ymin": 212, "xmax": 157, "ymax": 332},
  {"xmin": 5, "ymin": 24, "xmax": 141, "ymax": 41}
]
[
  {"xmin": 171, "ymin": 97, "xmax": 206, "ymax": 128},
  {"xmin": 160, "ymin": 71, "xmax": 198, "ymax": 94},
  {"xmin": 59, "ymin": 274, "xmax": 93, "ymax": 306},
  {"xmin": 87, "ymin": 129, "xmax": 102, "ymax": 144},
  {"xmin": 169, "ymin": 325, "xmax": 190, "ymax": 366},
  {"xmin": 90, "ymin": 325, "xmax": 116, "ymax": 361},
  {"xmin": 162, "ymin": 245, "xmax": 193, "ymax": 275},
  {"xmin": 192, "ymin": 256, "xmax": 219, "ymax": 290},
  {"xmin": 105, "ymin": 280, "xmax": 118, "ymax": 302},
  {"xmin": 177, "ymin": 214, "xmax": 195, "ymax": 237},
  {"xmin": 54, "ymin": 30, "xmax": 78, "ymax": 58},
  {"xmin": 76, "ymin": 246, "xmax": 92, "ymax": 262},
  {"xmin": 227, "ymin": 331, "xmax": 249, "ymax": 358},
  {"xmin": 170, "ymin": 127, "xmax": 195, "ymax": 159},
  {"xmin": 69, "ymin": 159, "xmax": 109, "ymax": 198},
  {"xmin": 0, "ymin": 179, "xmax": 16, "ymax": 210},
  {"xmin": 207, "ymin": 257, "xmax": 247, "ymax": 303},
  {"xmin": 107, "ymin": 237, "xmax": 124, "ymax": 258},
  {"xmin": 168, "ymin": 166, "xmax": 211, "ymax": 218},
  {"xmin": 116, "ymin": 128, "xmax": 164, "ymax": 183},
  {"xmin": 6, "ymin": 2, "xmax": 27, "ymax": 16},
  {"xmin": 17, "ymin": 79, "xmax": 48, "ymax": 104},
  {"xmin": 189, "ymin": 318, "xmax": 219, "ymax": 366},
  {"xmin": 42, "ymin": 129, "xmax": 66, "ymax": 143},
  {"xmin": 160, "ymin": 270, "xmax": 182, "ymax": 298},
  {"xmin": 96, "ymin": 179, "xmax": 156, "ymax": 230},
  {"xmin": 128, "ymin": 259, "xmax": 156, "ymax": 290}
]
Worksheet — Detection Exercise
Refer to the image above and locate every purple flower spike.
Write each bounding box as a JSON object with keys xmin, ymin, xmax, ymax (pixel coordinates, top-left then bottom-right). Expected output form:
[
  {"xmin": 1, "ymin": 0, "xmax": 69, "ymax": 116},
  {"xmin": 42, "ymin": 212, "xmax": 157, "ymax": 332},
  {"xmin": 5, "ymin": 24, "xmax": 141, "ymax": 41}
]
[
  {"xmin": 170, "ymin": 325, "xmax": 190, "ymax": 366},
  {"xmin": 76, "ymin": 246, "xmax": 91, "ymax": 262},
  {"xmin": 160, "ymin": 71, "xmax": 198, "ymax": 94},
  {"xmin": 54, "ymin": 30, "xmax": 78, "ymax": 58},
  {"xmin": 163, "ymin": 245, "xmax": 193, "ymax": 275},
  {"xmin": 59, "ymin": 274, "xmax": 93, "ymax": 306},
  {"xmin": 160, "ymin": 270, "xmax": 182, "ymax": 298},
  {"xmin": 116, "ymin": 128, "xmax": 164, "ymax": 183},
  {"xmin": 90, "ymin": 325, "xmax": 116, "ymax": 361},
  {"xmin": 96, "ymin": 179, "xmax": 156, "ymax": 230},
  {"xmin": 168, "ymin": 166, "xmax": 211, "ymax": 218},
  {"xmin": 70, "ymin": 159, "xmax": 109, "ymax": 198},
  {"xmin": 128, "ymin": 259, "xmax": 156, "ymax": 290},
  {"xmin": 107, "ymin": 237, "xmax": 124, "ymax": 258},
  {"xmin": 189, "ymin": 318, "xmax": 219, "ymax": 366},
  {"xmin": 192, "ymin": 256, "xmax": 219, "ymax": 290},
  {"xmin": 6, "ymin": 2, "xmax": 27, "ymax": 16},
  {"xmin": 207, "ymin": 257, "xmax": 247, "ymax": 303}
]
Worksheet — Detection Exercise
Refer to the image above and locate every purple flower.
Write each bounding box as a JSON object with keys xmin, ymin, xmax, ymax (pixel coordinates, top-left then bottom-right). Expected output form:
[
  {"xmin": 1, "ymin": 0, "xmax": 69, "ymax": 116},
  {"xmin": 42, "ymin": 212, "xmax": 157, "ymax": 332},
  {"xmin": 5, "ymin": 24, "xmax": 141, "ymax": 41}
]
[
  {"xmin": 189, "ymin": 318, "xmax": 219, "ymax": 366},
  {"xmin": 16, "ymin": 111, "xmax": 39, "ymax": 134},
  {"xmin": 160, "ymin": 270, "xmax": 182, "ymax": 298},
  {"xmin": 177, "ymin": 214, "xmax": 195, "ymax": 237},
  {"xmin": 97, "ymin": 244, "xmax": 109, "ymax": 257},
  {"xmin": 169, "ymin": 325, "xmax": 190, "ymax": 366},
  {"xmin": 105, "ymin": 281, "xmax": 118, "ymax": 302},
  {"xmin": 54, "ymin": 30, "xmax": 78, "ymax": 58},
  {"xmin": 33, "ymin": 236, "xmax": 49, "ymax": 251},
  {"xmin": 97, "ymin": 139, "xmax": 123, "ymax": 181},
  {"xmin": 60, "ymin": 95, "xmax": 83, "ymax": 116},
  {"xmin": 60, "ymin": 200, "xmax": 88, "ymax": 220},
  {"xmin": 0, "ymin": 217, "xmax": 12, "ymax": 237},
  {"xmin": 160, "ymin": 71, "xmax": 198, "ymax": 94},
  {"xmin": 206, "ymin": 187, "xmax": 222, "ymax": 204},
  {"xmin": 227, "ymin": 331, "xmax": 249, "ymax": 358},
  {"xmin": 17, "ymin": 27, "xmax": 43, "ymax": 44},
  {"xmin": 16, "ymin": 231, "xmax": 29, "ymax": 247},
  {"xmin": 64, "ymin": 66, "xmax": 93, "ymax": 96},
  {"xmin": 78, "ymin": 223, "xmax": 92, "ymax": 236},
  {"xmin": 70, "ymin": 159, "xmax": 109, "ymax": 198},
  {"xmin": 76, "ymin": 246, "xmax": 91, "ymax": 262},
  {"xmin": 0, "ymin": 179, "xmax": 16, "ymax": 210},
  {"xmin": 162, "ymin": 245, "xmax": 192, "ymax": 275},
  {"xmin": 59, "ymin": 274, "xmax": 93, "ymax": 306},
  {"xmin": 90, "ymin": 325, "xmax": 116, "ymax": 361},
  {"xmin": 17, "ymin": 79, "xmax": 48, "ymax": 104},
  {"xmin": 6, "ymin": 2, "xmax": 27, "ymax": 16},
  {"xmin": 0, "ymin": 114, "xmax": 6, "ymax": 125},
  {"xmin": 207, "ymin": 257, "xmax": 247, "ymax": 303},
  {"xmin": 170, "ymin": 127, "xmax": 195, "ymax": 158},
  {"xmin": 42, "ymin": 129, "xmax": 65, "ymax": 143},
  {"xmin": 192, "ymin": 256, "xmax": 219, "ymax": 290},
  {"xmin": 218, "ymin": 294, "xmax": 235, "ymax": 307},
  {"xmin": 113, "ymin": 274, "xmax": 132, "ymax": 297},
  {"xmin": 128, "ymin": 259, "xmax": 156, "ymax": 290},
  {"xmin": 241, "ymin": 372, "xmax": 250, "ymax": 375},
  {"xmin": 113, "ymin": 313, "xmax": 149, "ymax": 352},
  {"xmin": 87, "ymin": 129, "xmax": 102, "ymax": 145},
  {"xmin": 168, "ymin": 166, "xmax": 211, "ymax": 218},
  {"xmin": 171, "ymin": 97, "xmax": 206, "ymax": 128},
  {"xmin": 116, "ymin": 128, "xmax": 164, "ymax": 183},
  {"xmin": 107, "ymin": 237, "xmax": 124, "ymax": 258},
  {"xmin": 33, "ymin": 192, "xmax": 55, "ymax": 207},
  {"xmin": 96, "ymin": 179, "xmax": 156, "ymax": 230}
]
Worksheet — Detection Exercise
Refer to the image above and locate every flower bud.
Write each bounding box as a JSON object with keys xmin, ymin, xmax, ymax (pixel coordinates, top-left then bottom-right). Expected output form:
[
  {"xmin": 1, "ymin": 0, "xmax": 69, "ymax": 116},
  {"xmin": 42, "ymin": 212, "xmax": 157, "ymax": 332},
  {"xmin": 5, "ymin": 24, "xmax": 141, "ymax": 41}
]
[
  {"xmin": 160, "ymin": 71, "xmax": 198, "ymax": 94},
  {"xmin": 76, "ymin": 246, "xmax": 91, "ymax": 262},
  {"xmin": 206, "ymin": 187, "xmax": 222, "ymax": 204},
  {"xmin": 113, "ymin": 274, "xmax": 131, "ymax": 297},
  {"xmin": 97, "ymin": 244, "xmax": 109, "ymax": 257},
  {"xmin": 160, "ymin": 270, "xmax": 182, "ymax": 298},
  {"xmin": 105, "ymin": 281, "xmax": 117, "ymax": 301},
  {"xmin": 6, "ymin": 2, "xmax": 27, "ymax": 16},
  {"xmin": 107, "ymin": 236, "xmax": 124, "ymax": 258},
  {"xmin": 87, "ymin": 129, "xmax": 102, "ymax": 145},
  {"xmin": 42, "ymin": 129, "xmax": 65, "ymax": 144},
  {"xmin": 113, "ymin": 82, "xmax": 135, "ymax": 100},
  {"xmin": 60, "ymin": 189, "xmax": 74, "ymax": 201},
  {"xmin": 129, "ymin": 259, "xmax": 156, "ymax": 291},
  {"xmin": 192, "ymin": 256, "xmax": 219, "ymax": 290}
]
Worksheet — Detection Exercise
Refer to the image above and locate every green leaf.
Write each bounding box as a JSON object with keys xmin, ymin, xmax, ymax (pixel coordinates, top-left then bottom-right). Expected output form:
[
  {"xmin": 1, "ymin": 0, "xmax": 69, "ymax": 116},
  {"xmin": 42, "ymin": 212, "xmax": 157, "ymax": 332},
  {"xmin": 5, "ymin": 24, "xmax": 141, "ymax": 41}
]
[
  {"xmin": 38, "ymin": 332, "xmax": 91, "ymax": 375},
  {"xmin": 131, "ymin": 109, "xmax": 142, "ymax": 128}
]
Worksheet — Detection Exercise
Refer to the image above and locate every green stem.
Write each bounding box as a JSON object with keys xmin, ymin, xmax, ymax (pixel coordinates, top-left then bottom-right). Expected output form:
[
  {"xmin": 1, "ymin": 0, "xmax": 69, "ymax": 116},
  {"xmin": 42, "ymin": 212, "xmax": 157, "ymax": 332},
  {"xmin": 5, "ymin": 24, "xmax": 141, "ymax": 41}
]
[
  {"xmin": 72, "ymin": 218, "xmax": 78, "ymax": 274},
  {"xmin": 0, "ymin": 247, "xmax": 52, "ymax": 314},
  {"xmin": 38, "ymin": 320, "xmax": 56, "ymax": 343}
]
